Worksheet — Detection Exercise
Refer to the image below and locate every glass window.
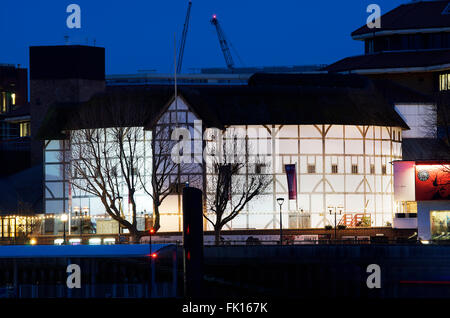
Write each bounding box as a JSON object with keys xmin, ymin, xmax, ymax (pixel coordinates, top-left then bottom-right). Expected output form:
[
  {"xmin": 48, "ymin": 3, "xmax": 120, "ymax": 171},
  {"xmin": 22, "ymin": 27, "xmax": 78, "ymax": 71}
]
[
  {"xmin": 439, "ymin": 73, "xmax": 450, "ymax": 91},
  {"xmin": 351, "ymin": 164, "xmax": 358, "ymax": 174},
  {"xmin": 430, "ymin": 211, "xmax": 450, "ymax": 240},
  {"xmin": 19, "ymin": 122, "xmax": 30, "ymax": 137},
  {"xmin": 45, "ymin": 151, "xmax": 63, "ymax": 163}
]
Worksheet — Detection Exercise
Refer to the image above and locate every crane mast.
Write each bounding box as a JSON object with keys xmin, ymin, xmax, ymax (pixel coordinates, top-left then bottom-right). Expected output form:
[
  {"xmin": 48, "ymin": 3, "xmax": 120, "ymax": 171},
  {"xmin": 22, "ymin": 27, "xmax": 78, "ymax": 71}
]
[
  {"xmin": 210, "ymin": 14, "xmax": 235, "ymax": 70},
  {"xmin": 177, "ymin": 0, "xmax": 192, "ymax": 74}
]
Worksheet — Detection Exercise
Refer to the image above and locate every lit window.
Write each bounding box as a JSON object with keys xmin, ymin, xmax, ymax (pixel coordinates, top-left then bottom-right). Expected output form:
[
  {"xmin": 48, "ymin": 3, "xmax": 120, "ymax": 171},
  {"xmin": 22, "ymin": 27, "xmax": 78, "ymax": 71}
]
[
  {"xmin": 439, "ymin": 73, "xmax": 450, "ymax": 91},
  {"xmin": 1, "ymin": 92, "xmax": 5, "ymax": 113},
  {"xmin": 351, "ymin": 164, "xmax": 358, "ymax": 174},
  {"xmin": 11, "ymin": 93, "xmax": 15, "ymax": 105},
  {"xmin": 19, "ymin": 122, "xmax": 30, "ymax": 137},
  {"xmin": 307, "ymin": 164, "xmax": 316, "ymax": 174}
]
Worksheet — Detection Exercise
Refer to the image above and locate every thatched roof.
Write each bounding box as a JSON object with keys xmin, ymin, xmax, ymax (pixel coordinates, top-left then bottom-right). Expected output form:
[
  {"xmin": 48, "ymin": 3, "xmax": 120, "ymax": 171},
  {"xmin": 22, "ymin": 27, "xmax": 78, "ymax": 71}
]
[{"xmin": 36, "ymin": 74, "xmax": 411, "ymax": 140}]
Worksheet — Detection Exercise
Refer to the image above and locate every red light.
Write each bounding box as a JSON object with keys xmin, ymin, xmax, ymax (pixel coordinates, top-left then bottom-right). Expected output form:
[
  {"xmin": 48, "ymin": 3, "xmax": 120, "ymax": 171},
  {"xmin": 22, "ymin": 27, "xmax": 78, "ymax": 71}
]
[
  {"xmin": 151, "ymin": 253, "xmax": 157, "ymax": 259},
  {"xmin": 149, "ymin": 228, "xmax": 155, "ymax": 235},
  {"xmin": 212, "ymin": 14, "xmax": 217, "ymax": 19}
]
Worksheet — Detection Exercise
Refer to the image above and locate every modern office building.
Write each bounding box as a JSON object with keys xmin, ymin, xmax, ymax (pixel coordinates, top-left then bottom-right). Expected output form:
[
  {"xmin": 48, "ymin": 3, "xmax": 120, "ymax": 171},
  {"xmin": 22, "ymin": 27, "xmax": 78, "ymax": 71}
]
[
  {"xmin": 325, "ymin": 0, "xmax": 450, "ymax": 95},
  {"xmin": 325, "ymin": 0, "xmax": 450, "ymax": 146}
]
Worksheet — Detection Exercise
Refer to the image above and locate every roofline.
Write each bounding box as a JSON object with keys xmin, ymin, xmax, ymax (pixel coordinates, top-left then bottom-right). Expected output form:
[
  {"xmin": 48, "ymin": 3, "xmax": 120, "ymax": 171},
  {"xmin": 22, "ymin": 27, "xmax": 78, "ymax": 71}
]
[
  {"xmin": 393, "ymin": 159, "xmax": 450, "ymax": 164},
  {"xmin": 3, "ymin": 115, "xmax": 30, "ymax": 123},
  {"xmin": 352, "ymin": 27, "xmax": 450, "ymax": 40},
  {"xmin": 334, "ymin": 62, "xmax": 450, "ymax": 74}
]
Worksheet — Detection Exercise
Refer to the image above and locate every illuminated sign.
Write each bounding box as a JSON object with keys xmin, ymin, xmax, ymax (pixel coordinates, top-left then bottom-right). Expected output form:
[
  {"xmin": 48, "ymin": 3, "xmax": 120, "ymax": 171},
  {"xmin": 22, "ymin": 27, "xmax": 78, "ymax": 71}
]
[{"xmin": 415, "ymin": 164, "xmax": 450, "ymax": 201}]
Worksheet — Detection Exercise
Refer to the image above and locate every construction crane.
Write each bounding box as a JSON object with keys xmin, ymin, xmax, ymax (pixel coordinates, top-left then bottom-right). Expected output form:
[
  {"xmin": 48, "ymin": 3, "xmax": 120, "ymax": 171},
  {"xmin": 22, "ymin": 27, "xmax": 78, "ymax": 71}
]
[
  {"xmin": 210, "ymin": 14, "xmax": 235, "ymax": 70},
  {"xmin": 176, "ymin": 0, "xmax": 192, "ymax": 74}
]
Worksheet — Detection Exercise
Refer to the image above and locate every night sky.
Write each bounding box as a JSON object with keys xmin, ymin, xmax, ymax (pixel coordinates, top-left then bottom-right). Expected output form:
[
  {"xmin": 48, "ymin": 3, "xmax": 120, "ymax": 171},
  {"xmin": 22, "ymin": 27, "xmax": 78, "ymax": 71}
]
[{"xmin": 0, "ymin": 0, "xmax": 406, "ymax": 74}]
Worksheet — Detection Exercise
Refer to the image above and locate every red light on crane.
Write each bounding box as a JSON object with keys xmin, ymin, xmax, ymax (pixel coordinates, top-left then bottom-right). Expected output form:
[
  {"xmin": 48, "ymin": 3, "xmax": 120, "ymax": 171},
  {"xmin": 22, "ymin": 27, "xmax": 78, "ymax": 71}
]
[{"xmin": 150, "ymin": 253, "xmax": 158, "ymax": 259}]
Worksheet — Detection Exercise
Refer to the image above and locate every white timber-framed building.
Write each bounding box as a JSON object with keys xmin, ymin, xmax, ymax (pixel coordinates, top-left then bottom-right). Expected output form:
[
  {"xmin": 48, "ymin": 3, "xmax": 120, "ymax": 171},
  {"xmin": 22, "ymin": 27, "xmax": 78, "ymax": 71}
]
[{"xmin": 35, "ymin": 72, "xmax": 434, "ymax": 233}]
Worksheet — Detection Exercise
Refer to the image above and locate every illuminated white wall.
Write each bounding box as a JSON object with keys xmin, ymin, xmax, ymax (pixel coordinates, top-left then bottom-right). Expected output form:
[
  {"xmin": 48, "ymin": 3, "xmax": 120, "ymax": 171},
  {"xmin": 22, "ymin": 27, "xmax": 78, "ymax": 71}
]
[
  {"xmin": 44, "ymin": 97, "xmax": 202, "ymax": 233},
  {"xmin": 205, "ymin": 124, "xmax": 402, "ymax": 229},
  {"xmin": 395, "ymin": 103, "xmax": 436, "ymax": 138},
  {"xmin": 44, "ymin": 100, "xmax": 403, "ymax": 232}
]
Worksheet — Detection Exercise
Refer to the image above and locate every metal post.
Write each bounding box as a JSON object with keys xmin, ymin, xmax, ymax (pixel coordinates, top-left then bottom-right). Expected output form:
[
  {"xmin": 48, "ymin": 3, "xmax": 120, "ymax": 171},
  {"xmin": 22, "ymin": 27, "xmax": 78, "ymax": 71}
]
[
  {"xmin": 151, "ymin": 257, "xmax": 156, "ymax": 297},
  {"xmin": 172, "ymin": 248, "xmax": 177, "ymax": 297},
  {"xmin": 334, "ymin": 210, "xmax": 337, "ymax": 240},
  {"xmin": 279, "ymin": 204, "xmax": 283, "ymax": 245},
  {"xmin": 277, "ymin": 198, "xmax": 284, "ymax": 245},
  {"xmin": 63, "ymin": 221, "xmax": 66, "ymax": 245}
]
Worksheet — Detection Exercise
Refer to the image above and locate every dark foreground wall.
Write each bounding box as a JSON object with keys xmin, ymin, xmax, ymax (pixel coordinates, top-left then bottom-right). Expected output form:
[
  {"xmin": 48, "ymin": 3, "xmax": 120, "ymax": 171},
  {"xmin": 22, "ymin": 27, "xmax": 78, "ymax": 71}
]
[{"xmin": 202, "ymin": 245, "xmax": 450, "ymax": 298}]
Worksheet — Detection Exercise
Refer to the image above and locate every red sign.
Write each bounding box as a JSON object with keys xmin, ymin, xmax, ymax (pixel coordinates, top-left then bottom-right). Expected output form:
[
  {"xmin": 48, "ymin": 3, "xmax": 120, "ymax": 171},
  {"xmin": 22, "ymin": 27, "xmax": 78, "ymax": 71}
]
[
  {"xmin": 285, "ymin": 164, "xmax": 297, "ymax": 200},
  {"xmin": 415, "ymin": 164, "xmax": 450, "ymax": 201}
]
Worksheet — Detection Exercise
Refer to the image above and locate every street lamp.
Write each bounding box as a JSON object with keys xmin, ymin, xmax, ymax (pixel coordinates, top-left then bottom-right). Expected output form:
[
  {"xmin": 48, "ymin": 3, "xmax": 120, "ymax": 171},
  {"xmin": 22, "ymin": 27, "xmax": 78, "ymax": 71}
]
[
  {"xmin": 61, "ymin": 213, "xmax": 68, "ymax": 245},
  {"xmin": 328, "ymin": 206, "xmax": 343, "ymax": 241},
  {"xmin": 277, "ymin": 198, "xmax": 285, "ymax": 245}
]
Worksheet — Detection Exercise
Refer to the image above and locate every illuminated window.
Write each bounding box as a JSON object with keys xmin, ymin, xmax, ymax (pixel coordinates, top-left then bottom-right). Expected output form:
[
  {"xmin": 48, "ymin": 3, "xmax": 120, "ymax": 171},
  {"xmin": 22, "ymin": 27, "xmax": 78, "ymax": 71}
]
[
  {"xmin": 1, "ymin": 92, "xmax": 5, "ymax": 113},
  {"xmin": 351, "ymin": 164, "xmax": 358, "ymax": 174},
  {"xmin": 19, "ymin": 122, "xmax": 30, "ymax": 137},
  {"xmin": 439, "ymin": 73, "xmax": 450, "ymax": 91},
  {"xmin": 307, "ymin": 164, "xmax": 316, "ymax": 174},
  {"xmin": 405, "ymin": 201, "xmax": 417, "ymax": 213},
  {"xmin": 430, "ymin": 211, "xmax": 450, "ymax": 240},
  {"xmin": 11, "ymin": 93, "xmax": 15, "ymax": 105}
]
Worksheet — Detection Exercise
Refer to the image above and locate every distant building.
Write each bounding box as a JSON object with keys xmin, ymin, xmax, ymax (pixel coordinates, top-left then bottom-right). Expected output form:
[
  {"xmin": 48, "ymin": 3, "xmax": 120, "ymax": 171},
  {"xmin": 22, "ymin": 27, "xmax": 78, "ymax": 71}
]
[
  {"xmin": 325, "ymin": 0, "xmax": 450, "ymax": 146},
  {"xmin": 325, "ymin": 0, "xmax": 450, "ymax": 95},
  {"xmin": 106, "ymin": 65, "xmax": 326, "ymax": 87},
  {"xmin": 0, "ymin": 64, "xmax": 30, "ymax": 177}
]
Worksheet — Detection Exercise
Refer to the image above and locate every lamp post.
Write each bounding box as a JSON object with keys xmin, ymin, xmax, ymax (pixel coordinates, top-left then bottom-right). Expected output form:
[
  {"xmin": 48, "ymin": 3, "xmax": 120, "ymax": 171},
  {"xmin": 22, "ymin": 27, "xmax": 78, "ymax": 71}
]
[
  {"xmin": 277, "ymin": 198, "xmax": 285, "ymax": 245},
  {"xmin": 328, "ymin": 206, "xmax": 343, "ymax": 241},
  {"xmin": 61, "ymin": 213, "xmax": 68, "ymax": 245}
]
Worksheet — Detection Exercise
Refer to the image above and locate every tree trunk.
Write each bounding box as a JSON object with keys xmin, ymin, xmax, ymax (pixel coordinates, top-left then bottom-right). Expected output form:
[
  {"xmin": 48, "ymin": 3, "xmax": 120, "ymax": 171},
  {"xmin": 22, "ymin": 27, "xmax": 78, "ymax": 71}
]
[
  {"xmin": 214, "ymin": 226, "xmax": 221, "ymax": 245},
  {"xmin": 129, "ymin": 228, "xmax": 141, "ymax": 244},
  {"xmin": 153, "ymin": 203, "xmax": 161, "ymax": 231}
]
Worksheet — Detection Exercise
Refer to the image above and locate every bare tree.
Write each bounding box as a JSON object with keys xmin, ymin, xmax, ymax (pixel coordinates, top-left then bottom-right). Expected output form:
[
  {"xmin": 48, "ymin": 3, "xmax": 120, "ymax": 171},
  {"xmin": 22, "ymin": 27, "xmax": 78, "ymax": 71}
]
[
  {"xmin": 435, "ymin": 92, "xmax": 450, "ymax": 145},
  {"xmin": 140, "ymin": 124, "xmax": 188, "ymax": 231},
  {"xmin": 67, "ymin": 97, "xmax": 202, "ymax": 240},
  {"xmin": 204, "ymin": 129, "xmax": 271, "ymax": 244},
  {"xmin": 67, "ymin": 100, "xmax": 153, "ymax": 242}
]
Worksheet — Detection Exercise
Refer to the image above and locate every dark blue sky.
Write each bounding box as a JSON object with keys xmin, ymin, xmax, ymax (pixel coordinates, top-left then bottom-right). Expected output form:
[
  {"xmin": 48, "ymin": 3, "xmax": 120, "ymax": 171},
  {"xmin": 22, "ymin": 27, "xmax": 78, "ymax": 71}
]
[{"xmin": 0, "ymin": 0, "xmax": 406, "ymax": 74}]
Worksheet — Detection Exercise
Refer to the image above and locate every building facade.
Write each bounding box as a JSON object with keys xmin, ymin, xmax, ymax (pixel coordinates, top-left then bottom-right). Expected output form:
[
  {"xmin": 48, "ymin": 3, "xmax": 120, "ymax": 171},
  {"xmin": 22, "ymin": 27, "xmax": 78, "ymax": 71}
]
[{"xmin": 37, "ymin": 69, "xmax": 412, "ymax": 233}]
